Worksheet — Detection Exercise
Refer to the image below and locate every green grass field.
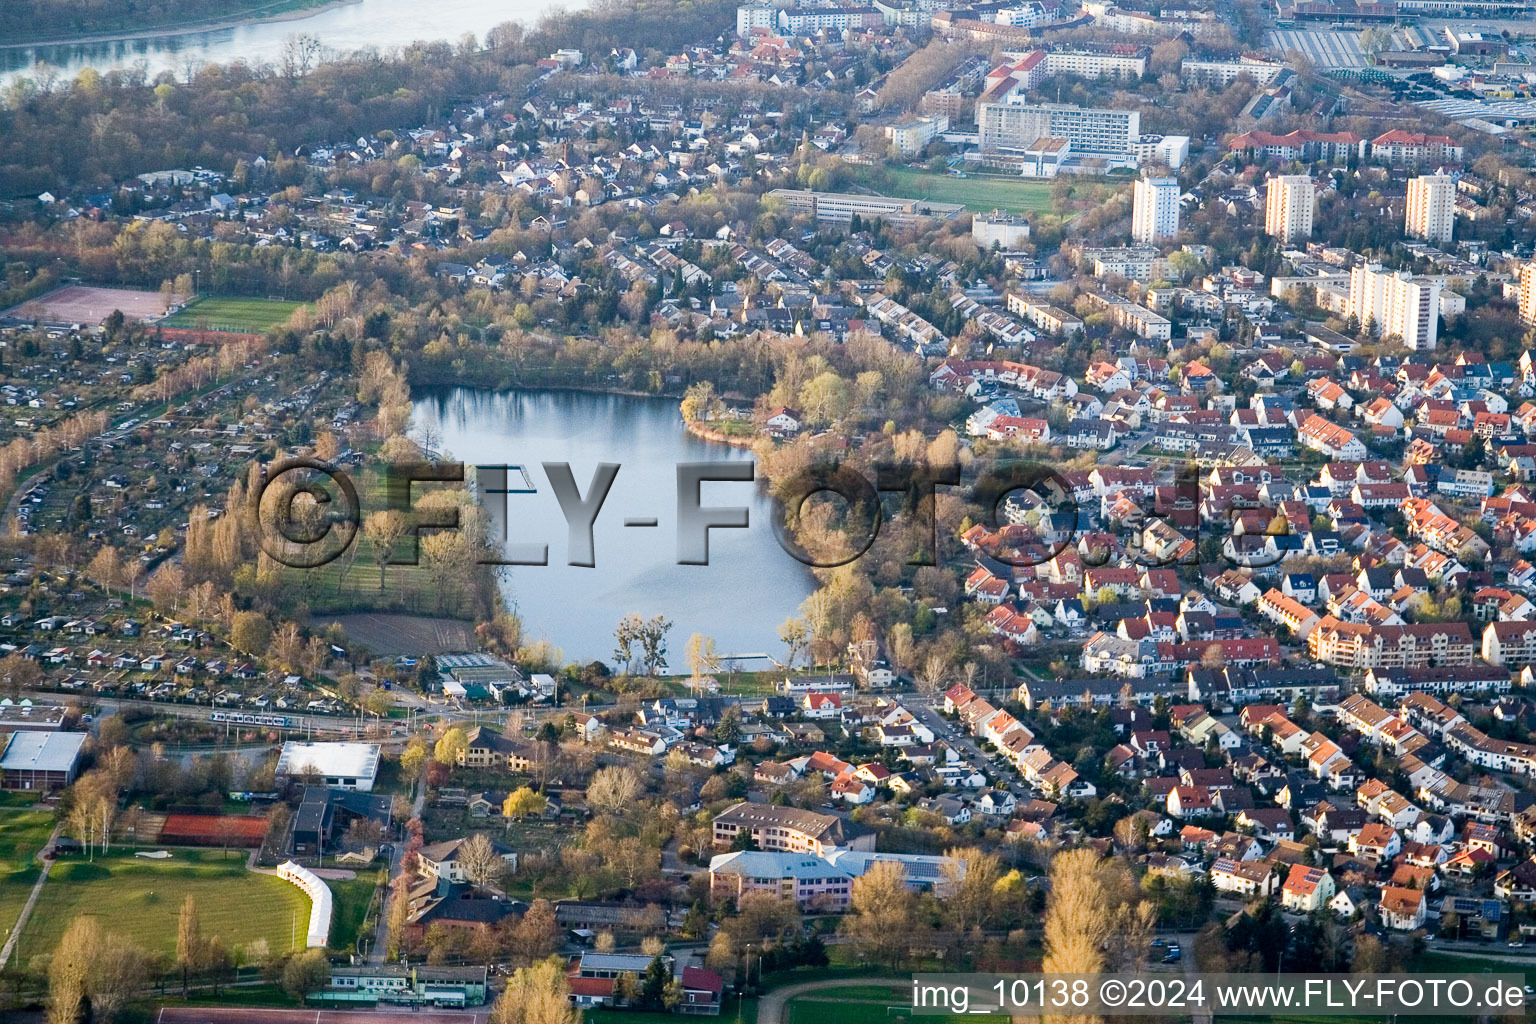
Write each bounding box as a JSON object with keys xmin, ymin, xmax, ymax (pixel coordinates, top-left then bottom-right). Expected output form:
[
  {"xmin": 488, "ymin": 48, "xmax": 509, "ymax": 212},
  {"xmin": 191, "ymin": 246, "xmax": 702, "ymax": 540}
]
[
  {"xmin": 327, "ymin": 871, "xmax": 384, "ymax": 952},
  {"xmin": 0, "ymin": 809, "xmax": 53, "ymax": 941},
  {"xmin": 850, "ymin": 166, "xmax": 1130, "ymax": 221},
  {"xmin": 162, "ymin": 296, "xmax": 304, "ymax": 333},
  {"xmin": 0, "ymin": 791, "xmax": 45, "ymax": 808},
  {"xmin": 274, "ymin": 468, "xmax": 486, "ymax": 618},
  {"xmin": 875, "ymin": 167, "xmax": 1060, "ymax": 215},
  {"xmin": 20, "ymin": 850, "xmax": 311, "ymax": 960},
  {"xmin": 785, "ymin": 991, "xmax": 1001, "ymax": 1024}
]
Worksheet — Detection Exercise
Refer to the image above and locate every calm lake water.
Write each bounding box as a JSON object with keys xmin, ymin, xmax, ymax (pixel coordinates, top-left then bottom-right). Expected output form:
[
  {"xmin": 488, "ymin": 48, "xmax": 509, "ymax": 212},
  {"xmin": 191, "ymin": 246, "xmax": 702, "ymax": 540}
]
[
  {"xmin": 411, "ymin": 388, "xmax": 813, "ymax": 666},
  {"xmin": 1, "ymin": 0, "xmax": 578, "ymax": 85}
]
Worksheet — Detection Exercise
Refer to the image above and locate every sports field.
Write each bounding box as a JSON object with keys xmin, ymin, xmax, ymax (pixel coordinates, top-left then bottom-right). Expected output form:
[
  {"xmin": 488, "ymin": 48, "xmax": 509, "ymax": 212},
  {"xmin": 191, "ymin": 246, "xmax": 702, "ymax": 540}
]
[
  {"xmin": 161, "ymin": 296, "xmax": 304, "ymax": 332},
  {"xmin": 0, "ymin": 809, "xmax": 52, "ymax": 940},
  {"xmin": 21, "ymin": 850, "xmax": 311, "ymax": 959},
  {"xmin": 158, "ymin": 813, "xmax": 268, "ymax": 846},
  {"xmin": 877, "ymin": 167, "xmax": 1059, "ymax": 214},
  {"xmin": 854, "ymin": 167, "xmax": 1129, "ymax": 219},
  {"xmin": 784, "ymin": 982, "xmax": 1005, "ymax": 1024},
  {"xmin": 0, "ymin": 284, "xmax": 175, "ymax": 325}
]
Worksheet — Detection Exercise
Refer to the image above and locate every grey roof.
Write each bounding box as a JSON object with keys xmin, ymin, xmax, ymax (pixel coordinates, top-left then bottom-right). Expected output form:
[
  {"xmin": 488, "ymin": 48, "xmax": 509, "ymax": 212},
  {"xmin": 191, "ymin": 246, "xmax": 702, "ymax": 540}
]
[
  {"xmin": 275, "ymin": 741, "xmax": 380, "ymax": 782},
  {"xmin": 708, "ymin": 851, "xmax": 853, "ymax": 880},
  {"xmin": 580, "ymin": 953, "xmax": 658, "ymax": 972},
  {"xmin": 0, "ymin": 731, "xmax": 85, "ymax": 773},
  {"xmin": 713, "ymin": 802, "xmax": 849, "ymax": 841}
]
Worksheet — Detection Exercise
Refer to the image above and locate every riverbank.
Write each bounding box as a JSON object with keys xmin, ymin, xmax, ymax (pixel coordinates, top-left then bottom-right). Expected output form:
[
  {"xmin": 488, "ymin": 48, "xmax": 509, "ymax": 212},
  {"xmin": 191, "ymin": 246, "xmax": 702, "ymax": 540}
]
[
  {"xmin": 0, "ymin": 0, "xmax": 359, "ymax": 50},
  {"xmin": 411, "ymin": 368, "xmax": 676, "ymax": 403},
  {"xmin": 685, "ymin": 419, "xmax": 759, "ymax": 448}
]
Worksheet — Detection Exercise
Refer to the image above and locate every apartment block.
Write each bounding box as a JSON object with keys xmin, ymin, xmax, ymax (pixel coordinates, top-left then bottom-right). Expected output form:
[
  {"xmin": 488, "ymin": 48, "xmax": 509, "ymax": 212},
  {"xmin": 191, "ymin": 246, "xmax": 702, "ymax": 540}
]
[
  {"xmin": 1265, "ymin": 175, "xmax": 1315, "ymax": 243},
  {"xmin": 1346, "ymin": 263, "xmax": 1441, "ymax": 351},
  {"xmin": 1132, "ymin": 175, "xmax": 1181, "ymax": 243},
  {"xmin": 1406, "ymin": 174, "xmax": 1455, "ymax": 247}
]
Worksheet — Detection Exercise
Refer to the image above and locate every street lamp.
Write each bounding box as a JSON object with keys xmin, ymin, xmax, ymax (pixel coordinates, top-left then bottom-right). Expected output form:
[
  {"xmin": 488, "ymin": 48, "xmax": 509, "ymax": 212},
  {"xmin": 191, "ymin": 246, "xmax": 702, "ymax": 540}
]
[{"xmin": 738, "ymin": 943, "xmax": 755, "ymax": 1024}]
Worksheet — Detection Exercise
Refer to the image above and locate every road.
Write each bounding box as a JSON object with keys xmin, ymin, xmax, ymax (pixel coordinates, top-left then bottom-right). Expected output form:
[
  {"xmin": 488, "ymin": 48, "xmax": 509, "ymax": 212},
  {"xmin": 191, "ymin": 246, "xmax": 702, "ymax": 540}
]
[
  {"xmin": 1182, "ymin": 939, "xmax": 1210, "ymax": 1024},
  {"xmin": 1422, "ymin": 940, "xmax": 1536, "ymax": 965},
  {"xmin": 25, "ymin": 681, "xmax": 624, "ymax": 743},
  {"xmin": 368, "ymin": 772, "xmax": 426, "ymax": 963},
  {"xmin": 909, "ymin": 700, "xmax": 1033, "ymax": 798}
]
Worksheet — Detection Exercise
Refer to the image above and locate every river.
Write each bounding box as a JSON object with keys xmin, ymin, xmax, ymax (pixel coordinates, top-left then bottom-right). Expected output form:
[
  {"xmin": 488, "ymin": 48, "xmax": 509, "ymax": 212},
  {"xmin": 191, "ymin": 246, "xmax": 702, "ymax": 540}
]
[
  {"xmin": 0, "ymin": 0, "xmax": 578, "ymax": 86},
  {"xmin": 410, "ymin": 388, "xmax": 814, "ymax": 667}
]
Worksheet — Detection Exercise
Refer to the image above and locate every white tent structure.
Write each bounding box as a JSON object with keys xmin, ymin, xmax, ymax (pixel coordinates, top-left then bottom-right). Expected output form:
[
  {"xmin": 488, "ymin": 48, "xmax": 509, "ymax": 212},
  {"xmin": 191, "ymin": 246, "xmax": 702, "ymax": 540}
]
[{"xmin": 277, "ymin": 860, "xmax": 333, "ymax": 948}]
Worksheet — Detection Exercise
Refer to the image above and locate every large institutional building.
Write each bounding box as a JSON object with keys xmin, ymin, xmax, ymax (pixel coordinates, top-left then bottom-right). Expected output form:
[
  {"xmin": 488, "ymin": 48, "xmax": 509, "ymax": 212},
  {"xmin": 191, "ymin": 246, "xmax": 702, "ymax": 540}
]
[
  {"xmin": 766, "ymin": 189, "xmax": 965, "ymax": 226},
  {"xmin": 977, "ymin": 101, "xmax": 1140, "ymax": 162},
  {"xmin": 275, "ymin": 741, "xmax": 382, "ymax": 791},
  {"xmin": 711, "ymin": 801, "xmax": 876, "ymax": 854}
]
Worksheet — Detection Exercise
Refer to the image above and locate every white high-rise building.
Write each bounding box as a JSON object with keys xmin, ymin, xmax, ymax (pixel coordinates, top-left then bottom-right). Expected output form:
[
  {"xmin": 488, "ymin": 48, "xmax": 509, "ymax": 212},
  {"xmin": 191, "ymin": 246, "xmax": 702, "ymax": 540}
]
[
  {"xmin": 736, "ymin": 4, "xmax": 775, "ymax": 35},
  {"xmin": 1519, "ymin": 263, "xmax": 1536, "ymax": 327},
  {"xmin": 1132, "ymin": 176, "xmax": 1180, "ymax": 243},
  {"xmin": 1264, "ymin": 175, "xmax": 1314, "ymax": 244},
  {"xmin": 1346, "ymin": 263, "xmax": 1441, "ymax": 351},
  {"xmin": 1406, "ymin": 174, "xmax": 1455, "ymax": 247}
]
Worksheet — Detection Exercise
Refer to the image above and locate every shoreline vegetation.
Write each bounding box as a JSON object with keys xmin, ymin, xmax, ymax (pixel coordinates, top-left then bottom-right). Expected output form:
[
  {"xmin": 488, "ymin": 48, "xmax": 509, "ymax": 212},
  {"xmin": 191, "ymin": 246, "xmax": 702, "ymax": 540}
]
[
  {"xmin": 0, "ymin": 0, "xmax": 357, "ymax": 50},
  {"xmin": 414, "ymin": 373, "xmax": 761, "ymax": 445},
  {"xmin": 684, "ymin": 420, "xmax": 758, "ymax": 448}
]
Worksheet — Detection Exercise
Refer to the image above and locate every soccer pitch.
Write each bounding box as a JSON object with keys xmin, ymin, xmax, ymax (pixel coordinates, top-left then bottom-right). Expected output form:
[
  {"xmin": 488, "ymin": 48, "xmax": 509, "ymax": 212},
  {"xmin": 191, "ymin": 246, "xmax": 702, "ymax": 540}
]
[
  {"xmin": 21, "ymin": 850, "xmax": 312, "ymax": 958},
  {"xmin": 161, "ymin": 296, "xmax": 304, "ymax": 332}
]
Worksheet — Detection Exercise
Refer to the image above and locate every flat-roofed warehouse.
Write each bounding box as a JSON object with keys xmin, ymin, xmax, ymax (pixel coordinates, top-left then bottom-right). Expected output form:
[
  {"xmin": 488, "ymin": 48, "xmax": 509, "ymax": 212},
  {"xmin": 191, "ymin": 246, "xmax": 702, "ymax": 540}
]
[
  {"xmin": 0, "ymin": 701, "xmax": 68, "ymax": 733},
  {"xmin": 0, "ymin": 730, "xmax": 86, "ymax": 790},
  {"xmin": 275, "ymin": 741, "xmax": 381, "ymax": 792}
]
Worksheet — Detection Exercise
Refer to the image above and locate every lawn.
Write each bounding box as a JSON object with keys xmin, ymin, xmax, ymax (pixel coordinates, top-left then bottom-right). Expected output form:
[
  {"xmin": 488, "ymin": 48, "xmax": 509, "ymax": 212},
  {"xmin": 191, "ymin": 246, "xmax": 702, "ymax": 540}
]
[
  {"xmin": 273, "ymin": 467, "xmax": 483, "ymax": 618},
  {"xmin": 161, "ymin": 296, "xmax": 305, "ymax": 333},
  {"xmin": 20, "ymin": 850, "xmax": 311, "ymax": 961},
  {"xmin": 667, "ymin": 670, "xmax": 782, "ymax": 698},
  {"xmin": 784, "ymin": 992, "xmax": 1002, "ymax": 1024},
  {"xmin": 0, "ymin": 791, "xmax": 45, "ymax": 808},
  {"xmin": 874, "ymin": 167, "xmax": 1061, "ymax": 215},
  {"xmin": 1217, "ymin": 951, "xmax": 1535, "ymax": 1024},
  {"xmin": 1412, "ymin": 949, "xmax": 1536, "ymax": 987},
  {"xmin": 327, "ymin": 870, "xmax": 384, "ymax": 952},
  {"xmin": 0, "ymin": 809, "xmax": 53, "ymax": 941}
]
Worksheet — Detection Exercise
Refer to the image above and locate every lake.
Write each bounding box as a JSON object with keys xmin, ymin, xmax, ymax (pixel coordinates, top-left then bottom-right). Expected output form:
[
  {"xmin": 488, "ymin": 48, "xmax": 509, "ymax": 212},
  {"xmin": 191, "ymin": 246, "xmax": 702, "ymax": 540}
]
[
  {"xmin": 0, "ymin": 0, "xmax": 579, "ymax": 85},
  {"xmin": 410, "ymin": 388, "xmax": 814, "ymax": 667}
]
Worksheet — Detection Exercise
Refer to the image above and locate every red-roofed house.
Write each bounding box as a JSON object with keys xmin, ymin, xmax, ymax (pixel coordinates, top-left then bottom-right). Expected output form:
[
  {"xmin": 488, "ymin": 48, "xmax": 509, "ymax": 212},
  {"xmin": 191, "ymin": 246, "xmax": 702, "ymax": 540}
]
[{"xmin": 1281, "ymin": 863, "xmax": 1336, "ymax": 912}]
